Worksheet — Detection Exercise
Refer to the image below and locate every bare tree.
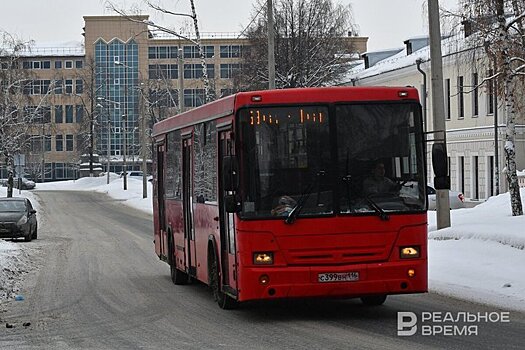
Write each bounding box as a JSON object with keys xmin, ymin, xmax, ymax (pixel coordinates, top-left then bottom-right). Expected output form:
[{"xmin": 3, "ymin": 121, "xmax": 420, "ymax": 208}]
[
  {"xmin": 72, "ymin": 56, "xmax": 100, "ymax": 176},
  {"xmin": 237, "ymin": 0, "xmax": 358, "ymax": 90},
  {"xmin": 459, "ymin": 0, "xmax": 523, "ymax": 216},
  {"xmin": 106, "ymin": 0, "xmax": 215, "ymax": 103},
  {"xmin": 1, "ymin": 32, "xmax": 35, "ymax": 197}
]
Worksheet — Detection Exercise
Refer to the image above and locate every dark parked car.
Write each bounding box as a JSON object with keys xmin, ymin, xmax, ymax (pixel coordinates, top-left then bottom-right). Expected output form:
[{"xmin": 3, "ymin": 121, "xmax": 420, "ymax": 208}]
[{"xmin": 0, "ymin": 197, "xmax": 38, "ymax": 242}]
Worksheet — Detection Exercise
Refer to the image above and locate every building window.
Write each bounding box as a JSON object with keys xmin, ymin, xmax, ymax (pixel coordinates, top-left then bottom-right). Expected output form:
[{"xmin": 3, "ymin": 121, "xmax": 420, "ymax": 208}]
[
  {"xmin": 65, "ymin": 79, "xmax": 73, "ymax": 94},
  {"xmin": 65, "ymin": 60, "xmax": 73, "ymax": 69},
  {"xmin": 41, "ymin": 106, "xmax": 52, "ymax": 123},
  {"xmin": 148, "ymin": 46, "xmax": 156, "ymax": 59},
  {"xmin": 42, "ymin": 61, "xmax": 51, "ymax": 69},
  {"xmin": 149, "ymin": 89, "xmax": 178, "ymax": 107},
  {"xmin": 183, "ymin": 45, "xmax": 214, "ymax": 58},
  {"xmin": 55, "ymin": 105, "xmax": 63, "ymax": 123},
  {"xmin": 220, "ymin": 45, "xmax": 242, "ymax": 58},
  {"xmin": 472, "ymin": 73, "xmax": 479, "ymax": 117},
  {"xmin": 54, "ymin": 79, "xmax": 63, "ymax": 94},
  {"xmin": 44, "ymin": 135, "xmax": 51, "ymax": 152},
  {"xmin": 56, "ymin": 135, "xmax": 63, "ymax": 151},
  {"xmin": 75, "ymin": 79, "xmax": 83, "ymax": 94},
  {"xmin": 184, "ymin": 64, "xmax": 214, "ymax": 79},
  {"xmin": 55, "ymin": 163, "xmax": 65, "ymax": 179},
  {"xmin": 55, "ymin": 60, "xmax": 62, "ymax": 69},
  {"xmin": 220, "ymin": 63, "xmax": 240, "ymax": 79},
  {"xmin": 76, "ymin": 105, "xmax": 84, "ymax": 123},
  {"xmin": 148, "ymin": 64, "xmax": 178, "ymax": 79},
  {"xmin": 65, "ymin": 105, "xmax": 74, "ymax": 123},
  {"xmin": 458, "ymin": 156, "xmax": 465, "ymax": 194},
  {"xmin": 487, "ymin": 70, "xmax": 495, "ymax": 115},
  {"xmin": 151, "ymin": 46, "xmax": 181, "ymax": 59},
  {"xmin": 66, "ymin": 135, "xmax": 74, "ymax": 151},
  {"xmin": 488, "ymin": 155, "xmax": 494, "ymax": 197},
  {"xmin": 458, "ymin": 76, "xmax": 464, "ymax": 119},
  {"xmin": 184, "ymin": 89, "xmax": 206, "ymax": 107},
  {"xmin": 472, "ymin": 156, "xmax": 479, "ymax": 199},
  {"xmin": 30, "ymin": 136, "xmax": 42, "ymax": 152},
  {"xmin": 32, "ymin": 61, "xmax": 41, "ymax": 69},
  {"xmin": 75, "ymin": 60, "xmax": 83, "ymax": 69},
  {"xmin": 444, "ymin": 78, "xmax": 451, "ymax": 120}
]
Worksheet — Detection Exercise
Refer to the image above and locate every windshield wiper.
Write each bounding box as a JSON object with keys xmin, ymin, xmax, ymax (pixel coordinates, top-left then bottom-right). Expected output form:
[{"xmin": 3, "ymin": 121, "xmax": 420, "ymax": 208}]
[
  {"xmin": 364, "ymin": 195, "xmax": 389, "ymax": 221},
  {"xmin": 285, "ymin": 171, "xmax": 325, "ymax": 225}
]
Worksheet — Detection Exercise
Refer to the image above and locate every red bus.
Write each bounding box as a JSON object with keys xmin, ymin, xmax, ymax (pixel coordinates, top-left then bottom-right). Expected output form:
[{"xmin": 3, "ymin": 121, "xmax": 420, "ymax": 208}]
[{"xmin": 152, "ymin": 86, "xmax": 428, "ymax": 309}]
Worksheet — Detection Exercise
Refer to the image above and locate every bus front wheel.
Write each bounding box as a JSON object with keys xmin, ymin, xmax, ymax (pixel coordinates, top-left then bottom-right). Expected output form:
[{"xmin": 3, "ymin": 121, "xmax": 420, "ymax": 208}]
[
  {"xmin": 209, "ymin": 254, "xmax": 237, "ymax": 310},
  {"xmin": 360, "ymin": 295, "xmax": 387, "ymax": 306}
]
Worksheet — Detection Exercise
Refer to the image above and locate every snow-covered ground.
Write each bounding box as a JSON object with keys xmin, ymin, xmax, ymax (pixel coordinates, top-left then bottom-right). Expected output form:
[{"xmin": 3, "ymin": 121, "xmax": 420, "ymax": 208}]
[{"xmin": 1, "ymin": 176, "xmax": 524, "ymax": 312}]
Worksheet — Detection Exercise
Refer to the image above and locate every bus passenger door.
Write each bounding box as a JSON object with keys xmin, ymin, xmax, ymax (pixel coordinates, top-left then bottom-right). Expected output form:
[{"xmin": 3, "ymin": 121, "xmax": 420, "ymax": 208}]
[
  {"xmin": 218, "ymin": 130, "xmax": 238, "ymax": 295},
  {"xmin": 182, "ymin": 136, "xmax": 197, "ymax": 276},
  {"xmin": 155, "ymin": 144, "xmax": 166, "ymax": 258}
]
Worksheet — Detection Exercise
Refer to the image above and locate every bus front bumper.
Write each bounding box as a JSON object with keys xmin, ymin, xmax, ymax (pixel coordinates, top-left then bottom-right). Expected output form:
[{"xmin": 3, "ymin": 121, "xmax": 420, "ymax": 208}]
[{"xmin": 237, "ymin": 259, "xmax": 427, "ymax": 302}]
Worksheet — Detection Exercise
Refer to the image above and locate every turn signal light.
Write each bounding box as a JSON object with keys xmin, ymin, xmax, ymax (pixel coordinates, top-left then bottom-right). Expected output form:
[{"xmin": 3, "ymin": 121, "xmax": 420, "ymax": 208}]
[
  {"xmin": 259, "ymin": 274, "xmax": 270, "ymax": 285},
  {"xmin": 408, "ymin": 269, "xmax": 416, "ymax": 277},
  {"xmin": 253, "ymin": 252, "xmax": 274, "ymax": 265}
]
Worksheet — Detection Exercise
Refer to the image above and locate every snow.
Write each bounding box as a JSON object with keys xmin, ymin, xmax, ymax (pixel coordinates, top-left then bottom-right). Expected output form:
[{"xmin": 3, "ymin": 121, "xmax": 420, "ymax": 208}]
[
  {"xmin": 20, "ymin": 40, "xmax": 85, "ymax": 57},
  {"xmin": 344, "ymin": 31, "xmax": 478, "ymax": 83},
  {"xmin": 1, "ymin": 177, "xmax": 524, "ymax": 312}
]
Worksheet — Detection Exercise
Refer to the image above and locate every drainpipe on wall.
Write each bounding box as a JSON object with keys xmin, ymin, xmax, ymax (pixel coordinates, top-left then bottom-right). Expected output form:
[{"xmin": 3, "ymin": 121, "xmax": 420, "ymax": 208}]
[{"xmin": 416, "ymin": 58, "xmax": 427, "ymax": 133}]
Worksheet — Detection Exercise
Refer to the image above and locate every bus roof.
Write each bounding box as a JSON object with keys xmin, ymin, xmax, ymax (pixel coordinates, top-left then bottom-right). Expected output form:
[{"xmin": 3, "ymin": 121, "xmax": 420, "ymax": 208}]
[{"xmin": 152, "ymin": 86, "xmax": 419, "ymax": 137}]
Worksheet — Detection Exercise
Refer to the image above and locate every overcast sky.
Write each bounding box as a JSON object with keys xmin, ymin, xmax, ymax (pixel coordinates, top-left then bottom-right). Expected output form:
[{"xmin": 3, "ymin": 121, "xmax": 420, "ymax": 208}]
[{"xmin": 1, "ymin": 0, "xmax": 458, "ymax": 51}]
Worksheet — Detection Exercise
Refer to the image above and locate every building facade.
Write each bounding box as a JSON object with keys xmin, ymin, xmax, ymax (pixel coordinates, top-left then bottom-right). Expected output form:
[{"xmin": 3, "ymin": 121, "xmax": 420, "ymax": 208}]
[
  {"xmin": 2, "ymin": 15, "xmax": 367, "ymax": 181},
  {"xmin": 347, "ymin": 33, "xmax": 525, "ymax": 201}
]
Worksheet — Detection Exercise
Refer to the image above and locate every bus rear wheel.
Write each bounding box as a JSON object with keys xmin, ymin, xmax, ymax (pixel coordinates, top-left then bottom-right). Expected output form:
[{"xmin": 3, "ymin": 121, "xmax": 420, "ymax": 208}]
[
  {"xmin": 360, "ymin": 295, "xmax": 387, "ymax": 306},
  {"xmin": 209, "ymin": 254, "xmax": 237, "ymax": 310}
]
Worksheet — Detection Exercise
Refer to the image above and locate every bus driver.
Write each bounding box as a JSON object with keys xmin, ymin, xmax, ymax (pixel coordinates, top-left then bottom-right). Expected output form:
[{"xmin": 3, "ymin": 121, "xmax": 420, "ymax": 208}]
[{"xmin": 362, "ymin": 162, "xmax": 399, "ymax": 195}]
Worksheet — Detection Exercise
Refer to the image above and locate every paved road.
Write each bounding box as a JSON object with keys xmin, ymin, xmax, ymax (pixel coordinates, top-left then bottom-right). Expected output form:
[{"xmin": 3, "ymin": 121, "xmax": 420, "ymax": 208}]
[{"xmin": 0, "ymin": 190, "xmax": 523, "ymax": 349}]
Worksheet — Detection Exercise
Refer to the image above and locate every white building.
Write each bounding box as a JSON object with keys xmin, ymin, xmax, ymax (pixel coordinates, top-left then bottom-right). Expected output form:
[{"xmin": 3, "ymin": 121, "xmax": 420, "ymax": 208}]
[{"xmin": 344, "ymin": 30, "xmax": 525, "ymax": 201}]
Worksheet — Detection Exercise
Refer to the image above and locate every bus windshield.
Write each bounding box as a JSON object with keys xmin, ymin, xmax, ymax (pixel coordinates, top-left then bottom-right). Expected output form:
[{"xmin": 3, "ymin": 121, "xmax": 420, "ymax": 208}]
[{"xmin": 238, "ymin": 103, "xmax": 425, "ymax": 220}]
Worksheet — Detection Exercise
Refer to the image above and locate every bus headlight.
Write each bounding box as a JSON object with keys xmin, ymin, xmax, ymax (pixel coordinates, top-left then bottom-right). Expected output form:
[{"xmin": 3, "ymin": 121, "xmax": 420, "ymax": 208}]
[
  {"xmin": 400, "ymin": 246, "xmax": 420, "ymax": 259},
  {"xmin": 253, "ymin": 252, "xmax": 274, "ymax": 265}
]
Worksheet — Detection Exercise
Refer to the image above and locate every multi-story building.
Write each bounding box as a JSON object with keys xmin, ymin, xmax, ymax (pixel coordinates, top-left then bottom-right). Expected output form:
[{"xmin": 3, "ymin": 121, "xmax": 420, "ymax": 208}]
[
  {"xmin": 2, "ymin": 15, "xmax": 367, "ymax": 181},
  {"xmin": 0, "ymin": 42, "xmax": 87, "ymax": 181},
  {"xmin": 346, "ymin": 31, "xmax": 525, "ymax": 200}
]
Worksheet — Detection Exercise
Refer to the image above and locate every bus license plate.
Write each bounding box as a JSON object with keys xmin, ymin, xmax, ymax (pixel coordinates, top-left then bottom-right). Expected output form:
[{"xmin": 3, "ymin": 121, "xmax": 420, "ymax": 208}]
[{"xmin": 318, "ymin": 272, "xmax": 359, "ymax": 283}]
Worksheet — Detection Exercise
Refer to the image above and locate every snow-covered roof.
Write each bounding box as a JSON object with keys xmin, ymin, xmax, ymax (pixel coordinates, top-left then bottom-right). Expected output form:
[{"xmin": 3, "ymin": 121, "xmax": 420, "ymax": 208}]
[
  {"xmin": 346, "ymin": 30, "xmax": 476, "ymax": 82},
  {"xmin": 19, "ymin": 41, "xmax": 85, "ymax": 57}
]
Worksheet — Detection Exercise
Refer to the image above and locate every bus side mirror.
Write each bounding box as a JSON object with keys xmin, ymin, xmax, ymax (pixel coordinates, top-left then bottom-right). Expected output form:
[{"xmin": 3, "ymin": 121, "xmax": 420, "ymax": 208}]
[
  {"xmin": 432, "ymin": 143, "xmax": 450, "ymax": 190},
  {"xmin": 224, "ymin": 194, "xmax": 241, "ymax": 213},
  {"xmin": 222, "ymin": 155, "xmax": 239, "ymax": 192}
]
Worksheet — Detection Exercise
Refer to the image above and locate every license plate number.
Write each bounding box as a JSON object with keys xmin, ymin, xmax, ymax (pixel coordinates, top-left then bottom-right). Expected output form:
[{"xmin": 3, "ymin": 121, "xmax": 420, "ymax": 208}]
[{"xmin": 318, "ymin": 272, "xmax": 359, "ymax": 283}]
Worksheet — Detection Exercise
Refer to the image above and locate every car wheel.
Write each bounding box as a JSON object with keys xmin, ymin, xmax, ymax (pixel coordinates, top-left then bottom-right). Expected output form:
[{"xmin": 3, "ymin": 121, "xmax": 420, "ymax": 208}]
[
  {"xmin": 24, "ymin": 231, "xmax": 32, "ymax": 242},
  {"xmin": 361, "ymin": 295, "xmax": 387, "ymax": 306},
  {"xmin": 32, "ymin": 224, "xmax": 38, "ymax": 240}
]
